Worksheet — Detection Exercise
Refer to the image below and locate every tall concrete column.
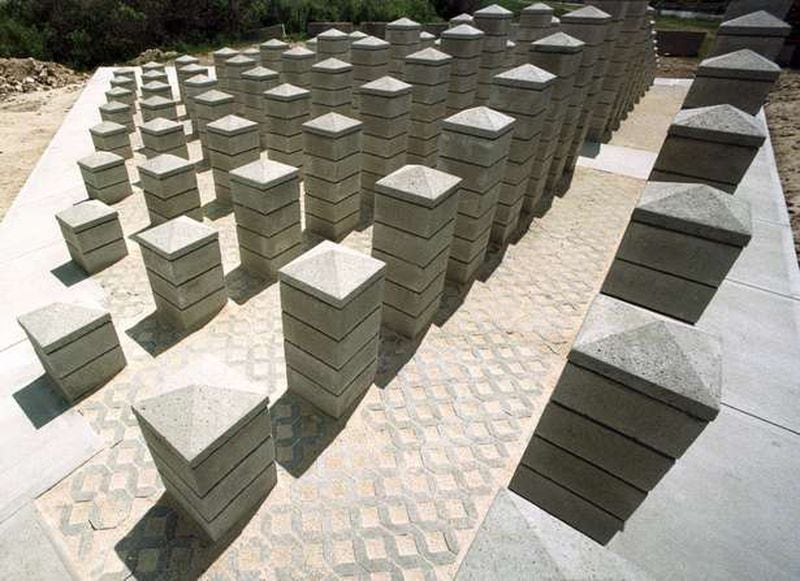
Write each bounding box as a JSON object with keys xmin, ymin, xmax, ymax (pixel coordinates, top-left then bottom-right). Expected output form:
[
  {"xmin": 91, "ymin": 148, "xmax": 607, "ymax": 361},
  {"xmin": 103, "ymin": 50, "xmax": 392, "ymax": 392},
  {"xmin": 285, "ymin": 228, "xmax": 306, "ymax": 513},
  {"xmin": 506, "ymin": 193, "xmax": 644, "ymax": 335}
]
[
  {"xmin": 241, "ymin": 66, "xmax": 279, "ymax": 142},
  {"xmin": 449, "ymin": 13, "xmax": 474, "ymax": 28},
  {"xmin": 225, "ymin": 55, "xmax": 257, "ymax": 116},
  {"xmin": 585, "ymin": 0, "xmax": 625, "ymax": 142},
  {"xmin": 212, "ymin": 47, "xmax": 240, "ymax": 91},
  {"xmin": 260, "ymin": 38, "xmax": 288, "ymax": 72},
  {"xmin": 317, "ymin": 28, "xmax": 350, "ymax": 62},
  {"xmin": 386, "ymin": 18, "xmax": 421, "ymax": 77},
  {"xmin": 608, "ymin": 1, "xmax": 648, "ymax": 132},
  {"xmin": 420, "ymin": 31, "xmax": 436, "ymax": 50},
  {"xmin": 263, "ymin": 83, "xmax": 310, "ymax": 171},
  {"xmin": 514, "ymin": 3, "xmax": 554, "ymax": 66},
  {"xmin": 183, "ymin": 74, "xmax": 217, "ymax": 134},
  {"xmin": 174, "ymin": 55, "xmax": 200, "ymax": 100},
  {"xmin": 206, "ymin": 114, "xmax": 260, "ymax": 204},
  {"xmin": 311, "ymin": 58, "xmax": 353, "ymax": 116},
  {"xmin": 350, "ymin": 36, "xmax": 390, "ymax": 111},
  {"xmin": 473, "ymin": 4, "xmax": 513, "ymax": 105},
  {"xmin": 194, "ymin": 89, "xmax": 235, "ymax": 168},
  {"xmin": 404, "ymin": 47, "xmax": 452, "ymax": 167},
  {"xmin": 710, "ymin": 10, "xmax": 791, "ymax": 61},
  {"xmin": 441, "ymin": 24, "xmax": 485, "ymax": 115},
  {"xmin": 281, "ymin": 47, "xmax": 315, "ymax": 87}
]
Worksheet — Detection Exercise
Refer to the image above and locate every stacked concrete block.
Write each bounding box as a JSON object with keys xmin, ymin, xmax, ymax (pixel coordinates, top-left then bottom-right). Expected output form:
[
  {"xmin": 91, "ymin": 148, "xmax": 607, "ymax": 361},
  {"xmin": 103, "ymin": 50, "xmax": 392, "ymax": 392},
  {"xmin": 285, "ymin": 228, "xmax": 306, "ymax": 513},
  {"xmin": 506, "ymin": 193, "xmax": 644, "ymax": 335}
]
[
  {"xmin": 350, "ymin": 36, "xmax": 391, "ymax": 110},
  {"xmin": 99, "ymin": 101, "xmax": 134, "ymax": 133},
  {"xmin": 139, "ymin": 154, "xmax": 202, "ymax": 225},
  {"xmin": 90, "ymin": 121, "xmax": 132, "ymax": 159},
  {"xmin": 110, "ymin": 74, "xmax": 135, "ymax": 95},
  {"xmin": 386, "ymin": 18, "xmax": 422, "ymax": 77},
  {"xmin": 281, "ymin": 47, "xmax": 315, "ymax": 88},
  {"xmin": 514, "ymin": 3, "xmax": 554, "ymax": 66},
  {"xmin": 472, "ymin": 4, "xmax": 513, "ymax": 105},
  {"xmin": 140, "ymin": 118, "xmax": 189, "ymax": 160},
  {"xmin": 683, "ymin": 49, "xmax": 780, "ymax": 115},
  {"xmin": 260, "ymin": 38, "xmax": 288, "ymax": 72},
  {"xmin": 303, "ymin": 113, "xmax": 363, "ymax": 240},
  {"xmin": 56, "ymin": 200, "xmax": 127, "ymax": 274},
  {"xmin": 404, "ymin": 48, "xmax": 453, "ymax": 166},
  {"xmin": 437, "ymin": 106, "xmax": 515, "ymax": 284},
  {"xmin": 18, "ymin": 302, "xmax": 126, "ymax": 403},
  {"xmin": 132, "ymin": 384, "xmax": 276, "ymax": 541},
  {"xmin": 177, "ymin": 62, "xmax": 208, "ymax": 102},
  {"xmin": 279, "ymin": 241, "xmax": 386, "ymax": 418},
  {"xmin": 141, "ymin": 80, "xmax": 173, "ymax": 101},
  {"xmin": 137, "ymin": 216, "xmax": 227, "ymax": 330},
  {"xmin": 105, "ymin": 86, "xmax": 135, "ymax": 107},
  {"xmin": 141, "ymin": 70, "xmax": 168, "ymax": 91},
  {"xmin": 488, "ymin": 65, "xmax": 554, "ymax": 244},
  {"xmin": 114, "ymin": 67, "xmax": 138, "ymax": 92},
  {"xmin": 183, "ymin": 74, "xmax": 217, "ymax": 131},
  {"xmin": 441, "ymin": 24, "xmax": 485, "ymax": 115},
  {"xmin": 602, "ymin": 181, "xmax": 752, "ymax": 323},
  {"xmin": 78, "ymin": 152, "xmax": 132, "ymax": 204},
  {"xmin": 317, "ymin": 28, "xmax": 350, "ymax": 62},
  {"xmin": 510, "ymin": 294, "xmax": 722, "ymax": 543},
  {"xmin": 585, "ymin": 0, "xmax": 626, "ymax": 142},
  {"xmin": 230, "ymin": 160, "xmax": 303, "ymax": 278},
  {"xmin": 194, "ymin": 90, "xmax": 236, "ymax": 165},
  {"xmin": 711, "ymin": 10, "xmax": 791, "ymax": 61},
  {"xmin": 263, "ymin": 83, "xmax": 310, "ymax": 170},
  {"xmin": 605, "ymin": 1, "xmax": 648, "ymax": 132},
  {"xmin": 311, "ymin": 58, "xmax": 353, "ymax": 116},
  {"xmin": 213, "ymin": 47, "xmax": 240, "ymax": 91},
  {"xmin": 206, "ymin": 115, "xmax": 261, "ymax": 204},
  {"xmin": 142, "ymin": 61, "xmax": 166, "ymax": 74},
  {"xmin": 450, "ymin": 13, "xmax": 474, "ymax": 28},
  {"xmin": 372, "ymin": 165, "xmax": 461, "ymax": 338},
  {"xmin": 358, "ymin": 76, "xmax": 413, "ymax": 216},
  {"xmin": 420, "ymin": 31, "xmax": 436, "ymax": 50},
  {"xmin": 225, "ymin": 55, "xmax": 258, "ymax": 116},
  {"xmin": 241, "ymin": 66, "xmax": 279, "ymax": 127},
  {"xmin": 349, "ymin": 30, "xmax": 368, "ymax": 44},
  {"xmin": 650, "ymin": 104, "xmax": 766, "ymax": 194},
  {"xmin": 141, "ymin": 96, "xmax": 179, "ymax": 122}
]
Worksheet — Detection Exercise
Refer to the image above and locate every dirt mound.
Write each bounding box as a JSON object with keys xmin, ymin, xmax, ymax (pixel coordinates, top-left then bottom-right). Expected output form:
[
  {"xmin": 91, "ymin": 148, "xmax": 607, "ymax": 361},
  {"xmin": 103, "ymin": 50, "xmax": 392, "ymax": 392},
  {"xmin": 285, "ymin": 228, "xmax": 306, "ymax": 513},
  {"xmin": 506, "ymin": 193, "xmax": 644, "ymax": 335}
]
[
  {"xmin": 129, "ymin": 48, "xmax": 179, "ymax": 65},
  {"xmin": 0, "ymin": 58, "xmax": 87, "ymax": 97}
]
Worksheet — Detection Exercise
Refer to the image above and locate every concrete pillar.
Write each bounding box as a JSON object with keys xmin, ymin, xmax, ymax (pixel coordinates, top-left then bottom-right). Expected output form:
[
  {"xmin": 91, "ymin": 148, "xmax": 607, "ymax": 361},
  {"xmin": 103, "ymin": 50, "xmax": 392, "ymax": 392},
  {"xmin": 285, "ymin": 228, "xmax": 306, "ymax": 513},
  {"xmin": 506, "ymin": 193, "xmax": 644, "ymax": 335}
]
[
  {"xmin": 138, "ymin": 153, "xmax": 202, "ymax": 225},
  {"xmin": 225, "ymin": 55, "xmax": 257, "ymax": 116},
  {"xmin": 650, "ymin": 104, "xmax": 766, "ymax": 193},
  {"xmin": 311, "ymin": 58, "xmax": 353, "ymax": 117},
  {"xmin": 213, "ymin": 47, "xmax": 240, "ymax": 91},
  {"xmin": 515, "ymin": 3, "xmax": 554, "ymax": 66},
  {"xmin": 488, "ymin": 64, "xmax": 554, "ymax": 245},
  {"xmin": 710, "ymin": 10, "xmax": 791, "ymax": 61},
  {"xmin": 105, "ymin": 86, "xmax": 134, "ymax": 107},
  {"xmin": 206, "ymin": 115, "xmax": 261, "ymax": 204},
  {"xmin": 585, "ymin": 0, "xmax": 625, "ymax": 142},
  {"xmin": 317, "ymin": 28, "xmax": 350, "ymax": 62},
  {"xmin": 404, "ymin": 48, "xmax": 452, "ymax": 167},
  {"xmin": 441, "ymin": 24, "xmax": 485, "ymax": 115},
  {"xmin": 114, "ymin": 67, "xmax": 138, "ymax": 93},
  {"xmin": 183, "ymin": 74, "xmax": 217, "ymax": 133},
  {"xmin": 142, "ymin": 61, "xmax": 165, "ymax": 74},
  {"xmin": 279, "ymin": 240, "xmax": 385, "ymax": 418},
  {"xmin": 302, "ymin": 112, "xmax": 363, "ymax": 241},
  {"xmin": 109, "ymin": 76, "xmax": 135, "ymax": 96},
  {"xmin": 437, "ymin": 106, "xmax": 515, "ymax": 284},
  {"xmin": 133, "ymin": 383, "xmax": 275, "ymax": 542},
  {"xmin": 77, "ymin": 151, "xmax": 132, "ymax": 204},
  {"xmin": 141, "ymin": 95, "xmax": 179, "ymax": 123},
  {"xmin": 449, "ymin": 13, "xmax": 473, "ymax": 28},
  {"xmin": 55, "ymin": 200, "xmax": 127, "ymax": 274},
  {"xmin": 281, "ymin": 46, "xmax": 315, "ymax": 88},
  {"xmin": 136, "ymin": 216, "xmax": 227, "ymax": 330},
  {"xmin": 358, "ymin": 76, "xmax": 413, "ymax": 218},
  {"xmin": 90, "ymin": 121, "xmax": 132, "ymax": 159},
  {"xmin": 351, "ymin": 36, "xmax": 390, "ymax": 111},
  {"xmin": 683, "ymin": 49, "xmax": 781, "ymax": 115},
  {"xmin": 510, "ymin": 294, "xmax": 721, "ymax": 543},
  {"xmin": 99, "ymin": 101, "xmax": 133, "ymax": 133},
  {"xmin": 372, "ymin": 165, "xmax": 461, "ymax": 338},
  {"xmin": 420, "ymin": 31, "xmax": 436, "ymax": 49},
  {"xmin": 349, "ymin": 30, "xmax": 368, "ymax": 44},
  {"xmin": 140, "ymin": 118, "xmax": 189, "ymax": 160},
  {"xmin": 141, "ymin": 79, "xmax": 173, "ymax": 101},
  {"xmin": 230, "ymin": 159, "xmax": 303, "ymax": 278},
  {"xmin": 525, "ymin": 33, "xmax": 583, "ymax": 216},
  {"xmin": 263, "ymin": 83, "xmax": 310, "ymax": 170},
  {"xmin": 608, "ymin": 1, "xmax": 648, "ymax": 132},
  {"xmin": 260, "ymin": 38, "xmax": 288, "ymax": 72},
  {"xmin": 473, "ymin": 4, "xmax": 513, "ymax": 105},
  {"xmin": 725, "ymin": 0, "xmax": 792, "ymax": 20},
  {"xmin": 241, "ymin": 66, "xmax": 279, "ymax": 131},
  {"xmin": 176, "ymin": 62, "xmax": 207, "ymax": 102},
  {"xmin": 386, "ymin": 18, "xmax": 421, "ymax": 77},
  {"xmin": 194, "ymin": 89, "xmax": 236, "ymax": 166},
  {"xmin": 141, "ymin": 69, "xmax": 168, "ymax": 87},
  {"xmin": 602, "ymin": 181, "xmax": 753, "ymax": 323}
]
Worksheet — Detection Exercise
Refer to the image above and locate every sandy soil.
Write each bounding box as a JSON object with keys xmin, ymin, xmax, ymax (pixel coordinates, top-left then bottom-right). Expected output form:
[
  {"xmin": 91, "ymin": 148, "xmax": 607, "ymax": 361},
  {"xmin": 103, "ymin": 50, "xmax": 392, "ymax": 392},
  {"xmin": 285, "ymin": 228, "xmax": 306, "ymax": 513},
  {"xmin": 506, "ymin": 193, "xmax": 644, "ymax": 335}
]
[{"xmin": 0, "ymin": 85, "xmax": 82, "ymax": 220}]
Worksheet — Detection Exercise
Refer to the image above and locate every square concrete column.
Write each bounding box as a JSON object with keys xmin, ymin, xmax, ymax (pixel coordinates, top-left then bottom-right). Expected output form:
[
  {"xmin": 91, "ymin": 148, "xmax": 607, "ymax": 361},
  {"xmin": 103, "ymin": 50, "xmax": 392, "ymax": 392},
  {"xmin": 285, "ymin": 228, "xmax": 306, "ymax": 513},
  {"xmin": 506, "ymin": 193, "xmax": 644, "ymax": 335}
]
[
  {"xmin": 177, "ymin": 62, "xmax": 208, "ymax": 102},
  {"xmin": 585, "ymin": 0, "xmax": 626, "ymax": 142},
  {"xmin": 303, "ymin": 113, "xmax": 363, "ymax": 241},
  {"xmin": 683, "ymin": 49, "xmax": 780, "ymax": 115},
  {"xmin": 311, "ymin": 58, "xmax": 353, "ymax": 116},
  {"xmin": 225, "ymin": 55, "xmax": 257, "ymax": 116},
  {"xmin": 420, "ymin": 31, "xmax": 436, "ymax": 50},
  {"xmin": 230, "ymin": 160, "xmax": 303, "ymax": 278},
  {"xmin": 183, "ymin": 74, "xmax": 217, "ymax": 129},
  {"xmin": 372, "ymin": 165, "xmax": 461, "ymax": 338},
  {"xmin": 105, "ymin": 86, "xmax": 135, "ymax": 107},
  {"xmin": 260, "ymin": 38, "xmax": 288, "ymax": 72},
  {"xmin": 711, "ymin": 10, "xmax": 791, "ymax": 61},
  {"xmin": 142, "ymin": 61, "xmax": 166, "ymax": 74},
  {"xmin": 279, "ymin": 241, "xmax": 386, "ymax": 418},
  {"xmin": 90, "ymin": 121, "xmax": 132, "ymax": 159},
  {"xmin": 281, "ymin": 46, "xmax": 315, "ymax": 88},
  {"xmin": 514, "ymin": 2, "xmax": 554, "ymax": 66},
  {"xmin": 650, "ymin": 104, "xmax": 766, "ymax": 193},
  {"xmin": 140, "ymin": 118, "xmax": 189, "ymax": 160},
  {"xmin": 241, "ymin": 66, "xmax": 279, "ymax": 130},
  {"xmin": 99, "ymin": 101, "xmax": 134, "ymax": 133},
  {"xmin": 608, "ymin": 1, "xmax": 648, "ymax": 132},
  {"xmin": 194, "ymin": 89, "xmax": 236, "ymax": 166},
  {"xmin": 132, "ymin": 384, "xmax": 276, "ymax": 541},
  {"xmin": 437, "ymin": 106, "xmax": 515, "ymax": 284},
  {"xmin": 141, "ymin": 69, "xmax": 169, "ymax": 88},
  {"xmin": 56, "ymin": 200, "xmax": 127, "ymax": 274},
  {"xmin": 441, "ymin": 24, "xmax": 485, "ymax": 115},
  {"xmin": 139, "ymin": 154, "xmax": 202, "ymax": 225},
  {"xmin": 206, "ymin": 115, "xmax": 261, "ymax": 205},
  {"xmin": 386, "ymin": 18, "xmax": 422, "ymax": 77},
  {"xmin": 78, "ymin": 151, "xmax": 132, "ymax": 204},
  {"xmin": 510, "ymin": 294, "xmax": 721, "ymax": 544},
  {"xmin": 449, "ymin": 13, "xmax": 473, "ymax": 28},
  {"xmin": 350, "ymin": 30, "xmax": 368, "ymax": 44},
  {"xmin": 358, "ymin": 76, "xmax": 413, "ymax": 217},
  {"xmin": 212, "ymin": 47, "xmax": 240, "ymax": 91},
  {"xmin": 404, "ymin": 48, "xmax": 453, "ymax": 166},
  {"xmin": 473, "ymin": 4, "xmax": 513, "ymax": 105},
  {"xmin": 317, "ymin": 28, "xmax": 350, "ymax": 62},
  {"xmin": 110, "ymin": 73, "xmax": 136, "ymax": 95},
  {"xmin": 136, "ymin": 216, "xmax": 227, "ymax": 330},
  {"xmin": 141, "ymin": 79, "xmax": 173, "ymax": 101},
  {"xmin": 489, "ymin": 64, "xmax": 554, "ymax": 244},
  {"xmin": 18, "ymin": 302, "xmax": 126, "ymax": 403},
  {"xmin": 350, "ymin": 36, "xmax": 391, "ymax": 110},
  {"xmin": 114, "ymin": 67, "xmax": 139, "ymax": 92},
  {"xmin": 525, "ymin": 33, "xmax": 583, "ymax": 216},
  {"xmin": 141, "ymin": 95, "xmax": 179, "ymax": 123},
  {"xmin": 264, "ymin": 83, "xmax": 311, "ymax": 170},
  {"xmin": 602, "ymin": 181, "xmax": 752, "ymax": 323}
]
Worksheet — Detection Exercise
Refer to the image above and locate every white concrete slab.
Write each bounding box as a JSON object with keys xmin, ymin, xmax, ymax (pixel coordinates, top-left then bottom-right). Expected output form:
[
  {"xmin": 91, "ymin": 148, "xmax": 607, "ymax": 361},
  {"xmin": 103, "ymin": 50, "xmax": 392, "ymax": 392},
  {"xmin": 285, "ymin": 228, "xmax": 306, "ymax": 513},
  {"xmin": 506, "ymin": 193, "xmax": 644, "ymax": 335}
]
[
  {"xmin": 577, "ymin": 142, "xmax": 657, "ymax": 180},
  {"xmin": 0, "ymin": 504, "xmax": 78, "ymax": 579}
]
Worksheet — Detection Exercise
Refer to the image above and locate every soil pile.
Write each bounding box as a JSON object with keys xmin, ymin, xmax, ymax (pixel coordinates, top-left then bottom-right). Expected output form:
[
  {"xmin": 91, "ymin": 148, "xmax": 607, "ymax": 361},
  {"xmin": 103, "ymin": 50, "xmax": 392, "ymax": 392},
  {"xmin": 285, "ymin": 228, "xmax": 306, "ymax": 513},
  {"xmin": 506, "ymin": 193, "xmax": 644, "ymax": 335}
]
[
  {"xmin": 129, "ymin": 48, "xmax": 179, "ymax": 65},
  {"xmin": 0, "ymin": 58, "xmax": 87, "ymax": 98}
]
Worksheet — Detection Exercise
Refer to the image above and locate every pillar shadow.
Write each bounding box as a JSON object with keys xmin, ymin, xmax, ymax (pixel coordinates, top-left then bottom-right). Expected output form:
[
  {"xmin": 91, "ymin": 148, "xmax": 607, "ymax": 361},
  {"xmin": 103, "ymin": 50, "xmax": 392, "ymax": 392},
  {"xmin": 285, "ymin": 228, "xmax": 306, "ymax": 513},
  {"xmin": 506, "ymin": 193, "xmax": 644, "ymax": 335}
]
[
  {"xmin": 374, "ymin": 326, "xmax": 425, "ymax": 389},
  {"xmin": 50, "ymin": 261, "xmax": 90, "ymax": 287},
  {"xmin": 432, "ymin": 280, "xmax": 474, "ymax": 328},
  {"xmin": 125, "ymin": 312, "xmax": 189, "ymax": 357},
  {"xmin": 224, "ymin": 265, "xmax": 274, "ymax": 305},
  {"xmin": 476, "ymin": 242, "xmax": 510, "ymax": 284},
  {"xmin": 13, "ymin": 375, "xmax": 70, "ymax": 429},
  {"xmin": 202, "ymin": 199, "xmax": 232, "ymax": 221},
  {"xmin": 580, "ymin": 140, "xmax": 602, "ymax": 159}
]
